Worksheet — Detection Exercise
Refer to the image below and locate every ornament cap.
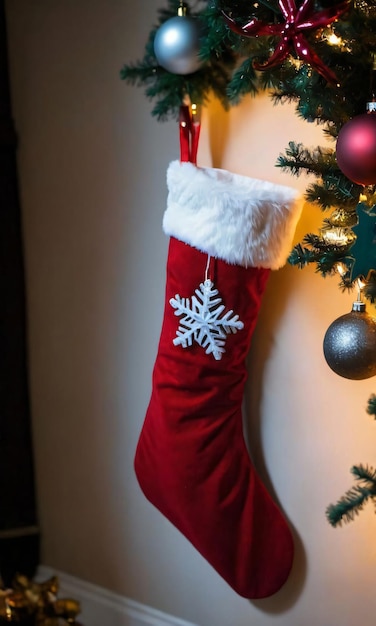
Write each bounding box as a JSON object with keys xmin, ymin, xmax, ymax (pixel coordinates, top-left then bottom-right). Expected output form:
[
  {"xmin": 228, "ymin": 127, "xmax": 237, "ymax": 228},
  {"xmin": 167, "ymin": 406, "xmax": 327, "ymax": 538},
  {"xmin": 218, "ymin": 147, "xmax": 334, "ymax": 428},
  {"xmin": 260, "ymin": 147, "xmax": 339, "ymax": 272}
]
[
  {"xmin": 366, "ymin": 101, "xmax": 376, "ymax": 112},
  {"xmin": 178, "ymin": 2, "xmax": 187, "ymax": 17},
  {"xmin": 352, "ymin": 300, "xmax": 366, "ymax": 312}
]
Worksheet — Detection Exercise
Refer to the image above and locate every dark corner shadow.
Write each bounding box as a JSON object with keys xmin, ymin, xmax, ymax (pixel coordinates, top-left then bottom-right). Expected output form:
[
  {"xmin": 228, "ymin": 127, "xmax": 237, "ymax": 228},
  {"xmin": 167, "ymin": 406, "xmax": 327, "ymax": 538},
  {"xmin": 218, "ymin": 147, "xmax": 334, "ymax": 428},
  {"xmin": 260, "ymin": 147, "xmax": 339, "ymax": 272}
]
[{"xmin": 242, "ymin": 264, "xmax": 307, "ymax": 613}]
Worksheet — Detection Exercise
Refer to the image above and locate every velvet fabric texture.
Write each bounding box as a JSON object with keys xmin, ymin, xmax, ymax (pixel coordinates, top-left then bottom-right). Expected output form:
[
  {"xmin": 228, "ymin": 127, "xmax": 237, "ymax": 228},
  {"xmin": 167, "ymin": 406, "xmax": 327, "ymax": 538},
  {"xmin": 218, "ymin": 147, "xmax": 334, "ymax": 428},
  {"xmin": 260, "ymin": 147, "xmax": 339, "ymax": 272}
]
[{"xmin": 134, "ymin": 237, "xmax": 294, "ymax": 598}]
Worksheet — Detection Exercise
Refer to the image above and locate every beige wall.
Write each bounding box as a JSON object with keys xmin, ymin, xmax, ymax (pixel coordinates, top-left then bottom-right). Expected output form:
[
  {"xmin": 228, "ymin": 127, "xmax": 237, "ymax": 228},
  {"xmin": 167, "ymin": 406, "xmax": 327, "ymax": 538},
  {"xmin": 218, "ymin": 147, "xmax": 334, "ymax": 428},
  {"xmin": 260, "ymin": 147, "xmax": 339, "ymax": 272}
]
[{"xmin": 5, "ymin": 1, "xmax": 376, "ymax": 625}]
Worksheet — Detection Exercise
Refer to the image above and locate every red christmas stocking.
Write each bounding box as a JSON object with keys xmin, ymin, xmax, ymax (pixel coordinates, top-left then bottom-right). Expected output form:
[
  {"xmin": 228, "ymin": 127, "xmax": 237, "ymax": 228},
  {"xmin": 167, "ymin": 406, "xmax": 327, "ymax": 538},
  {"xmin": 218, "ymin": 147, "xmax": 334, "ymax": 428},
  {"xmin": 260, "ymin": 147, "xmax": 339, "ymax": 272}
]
[{"xmin": 135, "ymin": 161, "xmax": 303, "ymax": 599}]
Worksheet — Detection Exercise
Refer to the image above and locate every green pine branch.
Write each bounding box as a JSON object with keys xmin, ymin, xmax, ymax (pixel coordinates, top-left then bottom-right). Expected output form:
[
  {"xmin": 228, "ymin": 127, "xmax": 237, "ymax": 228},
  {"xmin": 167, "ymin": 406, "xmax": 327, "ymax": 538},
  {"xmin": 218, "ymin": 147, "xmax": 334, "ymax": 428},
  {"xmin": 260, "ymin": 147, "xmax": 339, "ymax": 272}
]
[
  {"xmin": 305, "ymin": 178, "xmax": 361, "ymax": 212},
  {"xmin": 352, "ymin": 464, "xmax": 376, "ymax": 484},
  {"xmin": 216, "ymin": 0, "xmax": 280, "ymax": 23},
  {"xmin": 367, "ymin": 395, "xmax": 376, "ymax": 418},
  {"xmin": 327, "ymin": 401, "xmax": 376, "ymax": 528},
  {"xmin": 326, "ymin": 479, "xmax": 376, "ymax": 527},
  {"xmin": 276, "ymin": 142, "xmax": 336, "ymax": 178},
  {"xmin": 364, "ymin": 271, "xmax": 376, "ymax": 304},
  {"xmin": 288, "ymin": 244, "xmax": 319, "ymax": 269},
  {"xmin": 288, "ymin": 239, "xmax": 353, "ymax": 276},
  {"xmin": 226, "ymin": 58, "xmax": 259, "ymax": 103}
]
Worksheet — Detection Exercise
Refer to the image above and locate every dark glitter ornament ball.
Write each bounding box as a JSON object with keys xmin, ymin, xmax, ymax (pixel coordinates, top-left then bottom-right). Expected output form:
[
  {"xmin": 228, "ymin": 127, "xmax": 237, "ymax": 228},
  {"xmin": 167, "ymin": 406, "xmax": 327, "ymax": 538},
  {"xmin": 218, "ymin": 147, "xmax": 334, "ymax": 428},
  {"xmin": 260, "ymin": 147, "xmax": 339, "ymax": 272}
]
[{"xmin": 323, "ymin": 301, "xmax": 376, "ymax": 380}]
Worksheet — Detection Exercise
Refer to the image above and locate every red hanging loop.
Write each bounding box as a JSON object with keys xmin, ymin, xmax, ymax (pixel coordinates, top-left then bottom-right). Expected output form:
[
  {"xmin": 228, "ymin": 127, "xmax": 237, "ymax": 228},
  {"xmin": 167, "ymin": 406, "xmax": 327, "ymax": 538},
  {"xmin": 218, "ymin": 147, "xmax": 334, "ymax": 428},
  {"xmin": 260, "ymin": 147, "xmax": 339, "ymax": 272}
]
[
  {"xmin": 179, "ymin": 102, "xmax": 201, "ymax": 165},
  {"xmin": 179, "ymin": 105, "xmax": 191, "ymax": 163}
]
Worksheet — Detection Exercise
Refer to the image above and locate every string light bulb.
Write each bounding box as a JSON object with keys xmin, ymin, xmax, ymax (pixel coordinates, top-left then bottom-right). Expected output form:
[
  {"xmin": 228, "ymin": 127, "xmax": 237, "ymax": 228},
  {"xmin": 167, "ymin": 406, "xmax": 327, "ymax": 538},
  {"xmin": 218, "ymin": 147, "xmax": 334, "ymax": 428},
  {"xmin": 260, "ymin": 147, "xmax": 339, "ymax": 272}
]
[
  {"xmin": 357, "ymin": 276, "xmax": 366, "ymax": 300},
  {"xmin": 336, "ymin": 262, "xmax": 348, "ymax": 277},
  {"xmin": 321, "ymin": 227, "xmax": 353, "ymax": 246},
  {"xmin": 327, "ymin": 32, "xmax": 342, "ymax": 46}
]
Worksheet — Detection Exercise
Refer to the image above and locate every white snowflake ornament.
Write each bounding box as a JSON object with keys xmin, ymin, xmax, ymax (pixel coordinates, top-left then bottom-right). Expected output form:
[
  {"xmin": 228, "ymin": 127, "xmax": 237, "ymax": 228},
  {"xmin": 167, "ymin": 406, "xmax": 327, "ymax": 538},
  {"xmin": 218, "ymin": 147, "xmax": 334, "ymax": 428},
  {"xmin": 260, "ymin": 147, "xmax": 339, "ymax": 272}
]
[{"xmin": 170, "ymin": 279, "xmax": 244, "ymax": 360}]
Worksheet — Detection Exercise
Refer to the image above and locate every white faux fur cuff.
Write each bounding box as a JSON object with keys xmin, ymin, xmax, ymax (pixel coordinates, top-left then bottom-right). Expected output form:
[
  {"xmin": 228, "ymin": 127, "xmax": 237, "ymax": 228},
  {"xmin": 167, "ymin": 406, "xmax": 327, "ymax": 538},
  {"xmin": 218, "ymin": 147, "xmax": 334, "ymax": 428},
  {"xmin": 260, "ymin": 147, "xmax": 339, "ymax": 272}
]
[{"xmin": 163, "ymin": 160, "xmax": 303, "ymax": 269}]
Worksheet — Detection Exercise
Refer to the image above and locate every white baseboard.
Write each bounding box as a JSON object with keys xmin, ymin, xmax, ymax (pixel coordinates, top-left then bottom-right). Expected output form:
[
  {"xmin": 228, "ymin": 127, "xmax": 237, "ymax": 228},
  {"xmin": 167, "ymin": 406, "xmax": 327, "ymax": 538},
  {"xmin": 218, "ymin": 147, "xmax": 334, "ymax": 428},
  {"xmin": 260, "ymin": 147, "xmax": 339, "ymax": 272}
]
[{"xmin": 38, "ymin": 566, "xmax": 199, "ymax": 626}]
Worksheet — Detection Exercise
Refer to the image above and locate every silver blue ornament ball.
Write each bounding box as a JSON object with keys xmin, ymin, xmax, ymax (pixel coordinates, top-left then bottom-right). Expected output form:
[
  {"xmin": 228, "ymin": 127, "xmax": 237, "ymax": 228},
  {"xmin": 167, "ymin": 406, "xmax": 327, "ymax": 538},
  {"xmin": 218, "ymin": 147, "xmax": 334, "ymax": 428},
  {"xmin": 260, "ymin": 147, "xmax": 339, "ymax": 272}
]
[
  {"xmin": 154, "ymin": 15, "xmax": 202, "ymax": 75},
  {"xmin": 323, "ymin": 302, "xmax": 376, "ymax": 380}
]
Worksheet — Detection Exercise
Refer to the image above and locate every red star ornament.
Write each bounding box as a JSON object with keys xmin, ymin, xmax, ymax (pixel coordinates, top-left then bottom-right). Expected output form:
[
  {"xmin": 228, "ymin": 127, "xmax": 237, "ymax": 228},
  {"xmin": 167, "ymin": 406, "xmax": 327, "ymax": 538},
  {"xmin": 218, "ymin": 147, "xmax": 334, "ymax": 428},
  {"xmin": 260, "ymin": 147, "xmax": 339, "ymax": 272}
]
[{"xmin": 222, "ymin": 0, "xmax": 352, "ymax": 85}]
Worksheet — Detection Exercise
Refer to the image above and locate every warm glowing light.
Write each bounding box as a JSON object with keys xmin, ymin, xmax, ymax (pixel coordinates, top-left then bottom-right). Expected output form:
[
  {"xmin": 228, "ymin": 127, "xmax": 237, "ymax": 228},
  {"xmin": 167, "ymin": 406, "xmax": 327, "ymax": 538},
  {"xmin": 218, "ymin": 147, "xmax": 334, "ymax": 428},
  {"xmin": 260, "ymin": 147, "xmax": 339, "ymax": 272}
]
[
  {"xmin": 336, "ymin": 262, "xmax": 347, "ymax": 277},
  {"xmin": 327, "ymin": 33, "xmax": 342, "ymax": 46},
  {"xmin": 190, "ymin": 102, "xmax": 201, "ymax": 122},
  {"xmin": 357, "ymin": 277, "xmax": 366, "ymax": 290},
  {"xmin": 289, "ymin": 57, "xmax": 303, "ymax": 70},
  {"xmin": 357, "ymin": 277, "xmax": 366, "ymax": 301},
  {"xmin": 322, "ymin": 228, "xmax": 350, "ymax": 246},
  {"xmin": 322, "ymin": 28, "xmax": 350, "ymax": 51}
]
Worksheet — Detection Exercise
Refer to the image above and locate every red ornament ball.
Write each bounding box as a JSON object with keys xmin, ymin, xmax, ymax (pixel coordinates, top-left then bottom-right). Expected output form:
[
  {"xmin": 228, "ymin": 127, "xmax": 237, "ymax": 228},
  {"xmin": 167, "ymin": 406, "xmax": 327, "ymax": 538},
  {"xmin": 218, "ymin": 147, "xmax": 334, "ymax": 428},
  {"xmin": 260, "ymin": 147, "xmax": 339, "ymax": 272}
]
[{"xmin": 336, "ymin": 112, "xmax": 376, "ymax": 186}]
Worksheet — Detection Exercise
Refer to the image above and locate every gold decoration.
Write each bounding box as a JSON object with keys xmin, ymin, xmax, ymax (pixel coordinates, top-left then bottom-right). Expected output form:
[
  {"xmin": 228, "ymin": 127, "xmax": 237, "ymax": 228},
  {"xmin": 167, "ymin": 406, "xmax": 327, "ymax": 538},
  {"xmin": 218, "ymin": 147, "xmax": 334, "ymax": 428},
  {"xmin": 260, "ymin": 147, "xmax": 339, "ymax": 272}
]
[
  {"xmin": 328, "ymin": 207, "xmax": 358, "ymax": 228},
  {"xmin": 320, "ymin": 226, "xmax": 355, "ymax": 247},
  {"xmin": 354, "ymin": 1, "xmax": 376, "ymax": 18},
  {"xmin": 0, "ymin": 575, "xmax": 82, "ymax": 625}
]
